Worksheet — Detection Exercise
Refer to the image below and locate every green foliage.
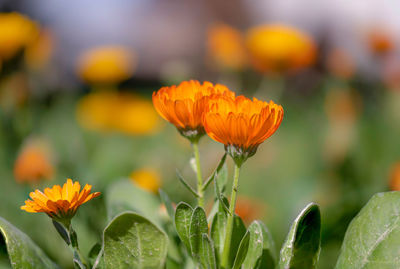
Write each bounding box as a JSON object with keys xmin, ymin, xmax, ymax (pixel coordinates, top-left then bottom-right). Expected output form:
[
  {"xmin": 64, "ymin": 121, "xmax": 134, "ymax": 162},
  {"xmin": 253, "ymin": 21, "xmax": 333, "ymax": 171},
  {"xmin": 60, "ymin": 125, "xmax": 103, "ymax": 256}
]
[
  {"xmin": 174, "ymin": 202, "xmax": 194, "ymax": 251},
  {"xmin": 211, "ymin": 212, "xmax": 227, "ymax": 263},
  {"xmin": 279, "ymin": 203, "xmax": 321, "ymax": 269},
  {"xmin": 0, "ymin": 217, "xmax": 58, "ymax": 269},
  {"xmin": 336, "ymin": 192, "xmax": 400, "ymax": 269},
  {"xmin": 102, "ymin": 212, "xmax": 168, "ymax": 269},
  {"xmin": 189, "ymin": 207, "xmax": 208, "ymax": 260},
  {"xmin": 106, "ymin": 179, "xmax": 161, "ymax": 224}
]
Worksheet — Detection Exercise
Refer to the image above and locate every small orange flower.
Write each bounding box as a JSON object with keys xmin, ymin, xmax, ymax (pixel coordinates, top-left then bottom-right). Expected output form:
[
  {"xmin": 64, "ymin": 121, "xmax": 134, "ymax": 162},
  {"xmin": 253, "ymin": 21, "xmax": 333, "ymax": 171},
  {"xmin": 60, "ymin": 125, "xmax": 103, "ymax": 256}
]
[
  {"xmin": 389, "ymin": 162, "xmax": 400, "ymax": 191},
  {"xmin": 152, "ymin": 80, "xmax": 234, "ymax": 141},
  {"xmin": 246, "ymin": 24, "xmax": 316, "ymax": 74},
  {"xmin": 235, "ymin": 196, "xmax": 265, "ymax": 224},
  {"xmin": 203, "ymin": 95, "xmax": 283, "ymax": 165},
  {"xmin": 21, "ymin": 179, "xmax": 100, "ymax": 222},
  {"xmin": 14, "ymin": 141, "xmax": 54, "ymax": 184}
]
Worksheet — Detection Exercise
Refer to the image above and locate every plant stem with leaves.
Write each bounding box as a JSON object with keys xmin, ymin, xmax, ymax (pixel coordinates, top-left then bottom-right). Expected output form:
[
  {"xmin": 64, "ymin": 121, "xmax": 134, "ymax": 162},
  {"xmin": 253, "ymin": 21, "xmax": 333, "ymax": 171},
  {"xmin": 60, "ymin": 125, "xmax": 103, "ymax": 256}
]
[
  {"xmin": 221, "ymin": 163, "xmax": 241, "ymax": 268},
  {"xmin": 192, "ymin": 141, "xmax": 204, "ymax": 207}
]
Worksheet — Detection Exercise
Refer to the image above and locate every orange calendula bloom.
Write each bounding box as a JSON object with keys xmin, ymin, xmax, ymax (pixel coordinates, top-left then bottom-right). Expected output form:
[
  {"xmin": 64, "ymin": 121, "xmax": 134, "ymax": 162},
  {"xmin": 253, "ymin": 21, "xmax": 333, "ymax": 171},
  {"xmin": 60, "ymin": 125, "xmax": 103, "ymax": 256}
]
[
  {"xmin": 203, "ymin": 95, "xmax": 283, "ymax": 165},
  {"xmin": 152, "ymin": 80, "xmax": 234, "ymax": 141},
  {"xmin": 21, "ymin": 179, "xmax": 100, "ymax": 222},
  {"xmin": 246, "ymin": 24, "xmax": 316, "ymax": 74}
]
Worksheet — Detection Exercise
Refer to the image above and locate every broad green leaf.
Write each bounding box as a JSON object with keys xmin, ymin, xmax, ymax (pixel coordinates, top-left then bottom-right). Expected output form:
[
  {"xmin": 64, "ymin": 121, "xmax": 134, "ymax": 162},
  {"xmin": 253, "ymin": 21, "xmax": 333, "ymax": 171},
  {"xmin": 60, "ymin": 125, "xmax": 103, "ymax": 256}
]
[
  {"xmin": 0, "ymin": 217, "xmax": 58, "ymax": 269},
  {"xmin": 103, "ymin": 212, "xmax": 168, "ymax": 269},
  {"xmin": 210, "ymin": 212, "xmax": 227, "ymax": 263},
  {"xmin": 241, "ymin": 221, "xmax": 264, "ymax": 269},
  {"xmin": 189, "ymin": 207, "xmax": 208, "ymax": 260},
  {"xmin": 255, "ymin": 222, "xmax": 277, "ymax": 269},
  {"xmin": 232, "ymin": 231, "xmax": 250, "ymax": 269},
  {"xmin": 106, "ymin": 179, "xmax": 161, "ymax": 224},
  {"xmin": 159, "ymin": 189, "xmax": 175, "ymax": 221},
  {"xmin": 279, "ymin": 203, "xmax": 321, "ymax": 269},
  {"xmin": 228, "ymin": 215, "xmax": 247, "ymax": 268},
  {"xmin": 175, "ymin": 202, "xmax": 193, "ymax": 251},
  {"xmin": 336, "ymin": 192, "xmax": 400, "ymax": 269},
  {"xmin": 199, "ymin": 234, "xmax": 216, "ymax": 269}
]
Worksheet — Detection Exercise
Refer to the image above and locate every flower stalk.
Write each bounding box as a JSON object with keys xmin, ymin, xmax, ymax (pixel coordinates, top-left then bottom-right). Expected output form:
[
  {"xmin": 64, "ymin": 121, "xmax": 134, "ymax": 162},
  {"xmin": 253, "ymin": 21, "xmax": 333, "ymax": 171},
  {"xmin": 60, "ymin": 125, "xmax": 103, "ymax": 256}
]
[
  {"xmin": 192, "ymin": 141, "xmax": 204, "ymax": 207},
  {"xmin": 221, "ymin": 163, "xmax": 241, "ymax": 268}
]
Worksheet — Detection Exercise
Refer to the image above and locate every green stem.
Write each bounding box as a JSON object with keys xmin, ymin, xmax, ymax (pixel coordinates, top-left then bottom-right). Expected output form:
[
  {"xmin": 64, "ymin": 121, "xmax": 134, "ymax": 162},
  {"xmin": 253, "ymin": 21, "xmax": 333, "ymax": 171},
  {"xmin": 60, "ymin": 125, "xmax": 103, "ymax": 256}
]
[
  {"xmin": 192, "ymin": 141, "xmax": 204, "ymax": 208},
  {"xmin": 68, "ymin": 224, "xmax": 88, "ymax": 269},
  {"xmin": 221, "ymin": 164, "xmax": 241, "ymax": 268}
]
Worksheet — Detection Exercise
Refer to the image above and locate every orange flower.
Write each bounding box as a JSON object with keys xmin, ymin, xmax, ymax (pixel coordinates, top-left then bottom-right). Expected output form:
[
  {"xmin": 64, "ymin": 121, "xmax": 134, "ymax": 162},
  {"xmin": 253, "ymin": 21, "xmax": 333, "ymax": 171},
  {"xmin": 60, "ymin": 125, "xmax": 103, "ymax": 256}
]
[
  {"xmin": 14, "ymin": 141, "xmax": 54, "ymax": 184},
  {"xmin": 207, "ymin": 23, "xmax": 247, "ymax": 70},
  {"xmin": 152, "ymin": 80, "xmax": 234, "ymax": 141},
  {"xmin": 246, "ymin": 24, "xmax": 316, "ymax": 74},
  {"xmin": 389, "ymin": 162, "xmax": 400, "ymax": 191},
  {"xmin": 235, "ymin": 196, "xmax": 265, "ymax": 224},
  {"xmin": 21, "ymin": 179, "xmax": 100, "ymax": 222},
  {"xmin": 203, "ymin": 95, "xmax": 283, "ymax": 165},
  {"xmin": 326, "ymin": 48, "xmax": 355, "ymax": 79}
]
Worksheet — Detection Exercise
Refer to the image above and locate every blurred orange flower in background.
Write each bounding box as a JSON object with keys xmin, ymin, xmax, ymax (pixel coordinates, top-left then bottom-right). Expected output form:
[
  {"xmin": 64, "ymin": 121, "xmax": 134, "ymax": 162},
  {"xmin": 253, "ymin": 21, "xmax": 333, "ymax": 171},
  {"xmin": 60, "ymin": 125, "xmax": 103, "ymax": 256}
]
[
  {"xmin": 76, "ymin": 91, "xmax": 160, "ymax": 135},
  {"xmin": 130, "ymin": 168, "xmax": 161, "ymax": 194},
  {"xmin": 389, "ymin": 162, "xmax": 400, "ymax": 191},
  {"xmin": 25, "ymin": 29, "xmax": 54, "ymax": 70},
  {"xmin": 14, "ymin": 140, "xmax": 54, "ymax": 184},
  {"xmin": 235, "ymin": 196, "xmax": 266, "ymax": 224},
  {"xmin": 21, "ymin": 178, "xmax": 100, "ymax": 222},
  {"xmin": 152, "ymin": 80, "xmax": 234, "ymax": 141},
  {"xmin": 246, "ymin": 24, "xmax": 316, "ymax": 74},
  {"xmin": 203, "ymin": 95, "xmax": 283, "ymax": 164},
  {"xmin": 207, "ymin": 23, "xmax": 247, "ymax": 71},
  {"xmin": 326, "ymin": 49, "xmax": 355, "ymax": 79},
  {"xmin": 367, "ymin": 28, "xmax": 395, "ymax": 56},
  {"xmin": 77, "ymin": 46, "xmax": 135, "ymax": 85},
  {"xmin": 0, "ymin": 12, "xmax": 39, "ymax": 60}
]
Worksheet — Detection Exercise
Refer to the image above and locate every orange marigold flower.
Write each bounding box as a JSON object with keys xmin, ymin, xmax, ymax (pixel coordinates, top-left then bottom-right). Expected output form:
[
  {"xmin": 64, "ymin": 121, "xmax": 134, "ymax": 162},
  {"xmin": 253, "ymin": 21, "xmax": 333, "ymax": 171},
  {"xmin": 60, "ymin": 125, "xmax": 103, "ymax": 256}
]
[
  {"xmin": 368, "ymin": 28, "xmax": 394, "ymax": 56},
  {"xmin": 389, "ymin": 162, "xmax": 400, "ymax": 191},
  {"xmin": 14, "ymin": 141, "xmax": 54, "ymax": 184},
  {"xmin": 21, "ymin": 179, "xmax": 100, "ymax": 222},
  {"xmin": 152, "ymin": 80, "xmax": 234, "ymax": 141},
  {"xmin": 246, "ymin": 24, "xmax": 316, "ymax": 74},
  {"xmin": 203, "ymin": 95, "xmax": 283, "ymax": 165}
]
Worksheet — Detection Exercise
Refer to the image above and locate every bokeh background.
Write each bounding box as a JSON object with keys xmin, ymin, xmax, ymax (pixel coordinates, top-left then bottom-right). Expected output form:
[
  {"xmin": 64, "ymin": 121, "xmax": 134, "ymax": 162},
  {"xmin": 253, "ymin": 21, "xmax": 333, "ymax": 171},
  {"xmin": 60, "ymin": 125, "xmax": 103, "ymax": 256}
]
[{"xmin": 1, "ymin": 0, "xmax": 400, "ymax": 268}]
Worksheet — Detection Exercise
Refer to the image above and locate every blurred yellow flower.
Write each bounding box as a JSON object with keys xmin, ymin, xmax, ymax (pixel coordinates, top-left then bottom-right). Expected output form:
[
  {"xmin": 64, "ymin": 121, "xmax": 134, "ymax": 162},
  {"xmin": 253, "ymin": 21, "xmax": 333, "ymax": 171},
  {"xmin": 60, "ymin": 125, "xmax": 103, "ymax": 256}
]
[
  {"xmin": 245, "ymin": 24, "xmax": 316, "ymax": 74},
  {"xmin": 76, "ymin": 91, "xmax": 160, "ymax": 135},
  {"xmin": 14, "ymin": 140, "xmax": 54, "ymax": 184},
  {"xmin": 25, "ymin": 29, "xmax": 54, "ymax": 69},
  {"xmin": 77, "ymin": 46, "xmax": 135, "ymax": 85},
  {"xmin": 389, "ymin": 162, "xmax": 400, "ymax": 191},
  {"xmin": 130, "ymin": 168, "xmax": 161, "ymax": 194},
  {"xmin": 0, "ymin": 12, "xmax": 39, "ymax": 60},
  {"xmin": 207, "ymin": 23, "xmax": 247, "ymax": 70}
]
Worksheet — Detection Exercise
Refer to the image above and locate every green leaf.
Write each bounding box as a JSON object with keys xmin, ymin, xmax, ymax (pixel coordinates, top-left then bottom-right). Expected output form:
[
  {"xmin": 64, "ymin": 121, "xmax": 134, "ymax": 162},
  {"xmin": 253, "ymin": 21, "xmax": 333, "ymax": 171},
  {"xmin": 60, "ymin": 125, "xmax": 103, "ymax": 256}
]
[
  {"xmin": 175, "ymin": 202, "xmax": 193, "ymax": 251},
  {"xmin": 241, "ymin": 221, "xmax": 264, "ymax": 269},
  {"xmin": 159, "ymin": 189, "xmax": 175, "ymax": 221},
  {"xmin": 227, "ymin": 215, "xmax": 247, "ymax": 268},
  {"xmin": 232, "ymin": 230, "xmax": 250, "ymax": 269},
  {"xmin": 88, "ymin": 243, "xmax": 103, "ymax": 268},
  {"xmin": 278, "ymin": 203, "xmax": 321, "ymax": 269},
  {"xmin": 216, "ymin": 162, "xmax": 228, "ymax": 193},
  {"xmin": 199, "ymin": 234, "xmax": 217, "ymax": 269},
  {"xmin": 210, "ymin": 212, "xmax": 227, "ymax": 263},
  {"xmin": 106, "ymin": 179, "xmax": 161, "ymax": 224},
  {"xmin": 176, "ymin": 169, "xmax": 200, "ymax": 198},
  {"xmin": 335, "ymin": 192, "xmax": 400, "ymax": 269},
  {"xmin": 255, "ymin": 222, "xmax": 277, "ymax": 269},
  {"xmin": 103, "ymin": 212, "xmax": 168, "ymax": 269},
  {"xmin": 189, "ymin": 207, "xmax": 208, "ymax": 260},
  {"xmin": 0, "ymin": 217, "xmax": 58, "ymax": 269}
]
